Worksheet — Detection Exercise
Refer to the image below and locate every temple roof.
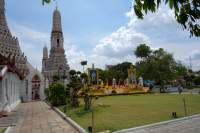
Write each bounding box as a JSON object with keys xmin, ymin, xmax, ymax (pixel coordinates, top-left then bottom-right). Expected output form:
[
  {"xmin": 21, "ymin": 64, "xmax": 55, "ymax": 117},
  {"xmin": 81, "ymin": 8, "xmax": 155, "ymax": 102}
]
[{"xmin": 0, "ymin": 54, "xmax": 25, "ymax": 80}]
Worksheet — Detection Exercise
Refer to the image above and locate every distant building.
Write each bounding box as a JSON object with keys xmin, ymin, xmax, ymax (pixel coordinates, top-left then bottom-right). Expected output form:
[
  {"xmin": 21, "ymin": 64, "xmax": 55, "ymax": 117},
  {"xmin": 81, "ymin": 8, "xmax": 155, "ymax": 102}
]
[
  {"xmin": 42, "ymin": 7, "xmax": 70, "ymax": 85},
  {"xmin": 105, "ymin": 64, "xmax": 116, "ymax": 70},
  {"xmin": 0, "ymin": 0, "xmax": 45, "ymax": 112}
]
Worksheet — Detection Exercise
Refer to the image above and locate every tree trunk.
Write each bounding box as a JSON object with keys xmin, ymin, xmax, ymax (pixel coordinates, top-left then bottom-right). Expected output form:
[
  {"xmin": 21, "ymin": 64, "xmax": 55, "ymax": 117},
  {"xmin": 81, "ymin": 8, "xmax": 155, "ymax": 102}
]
[
  {"xmin": 84, "ymin": 95, "xmax": 92, "ymax": 111},
  {"xmin": 160, "ymin": 81, "xmax": 165, "ymax": 93}
]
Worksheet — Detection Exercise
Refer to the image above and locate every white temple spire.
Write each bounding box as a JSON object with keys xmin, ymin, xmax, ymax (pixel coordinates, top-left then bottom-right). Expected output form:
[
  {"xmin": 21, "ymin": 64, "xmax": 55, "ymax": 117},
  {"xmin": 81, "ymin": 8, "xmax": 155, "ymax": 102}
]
[
  {"xmin": 51, "ymin": 7, "xmax": 64, "ymax": 49},
  {"xmin": 52, "ymin": 7, "xmax": 62, "ymax": 32},
  {"xmin": 43, "ymin": 46, "xmax": 48, "ymax": 59},
  {"xmin": 42, "ymin": 7, "xmax": 70, "ymax": 85}
]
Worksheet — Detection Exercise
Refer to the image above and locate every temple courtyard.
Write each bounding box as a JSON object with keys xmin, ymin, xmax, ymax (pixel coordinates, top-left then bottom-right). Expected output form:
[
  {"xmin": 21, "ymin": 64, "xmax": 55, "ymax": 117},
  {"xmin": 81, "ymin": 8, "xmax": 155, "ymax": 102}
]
[
  {"xmin": 59, "ymin": 94, "xmax": 200, "ymax": 132},
  {"xmin": 0, "ymin": 94, "xmax": 200, "ymax": 133},
  {"xmin": 0, "ymin": 102, "xmax": 78, "ymax": 133}
]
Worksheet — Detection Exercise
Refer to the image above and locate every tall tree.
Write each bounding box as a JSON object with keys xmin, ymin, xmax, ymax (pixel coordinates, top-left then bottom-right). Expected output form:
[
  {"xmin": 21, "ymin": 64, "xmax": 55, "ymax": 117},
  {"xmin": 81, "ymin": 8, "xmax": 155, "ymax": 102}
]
[
  {"xmin": 66, "ymin": 70, "xmax": 82, "ymax": 107},
  {"xmin": 98, "ymin": 62, "xmax": 133, "ymax": 84},
  {"xmin": 111, "ymin": 62, "xmax": 132, "ymax": 80},
  {"xmin": 134, "ymin": 0, "xmax": 200, "ymax": 37},
  {"xmin": 134, "ymin": 44, "xmax": 151, "ymax": 59},
  {"xmin": 135, "ymin": 44, "xmax": 187, "ymax": 92}
]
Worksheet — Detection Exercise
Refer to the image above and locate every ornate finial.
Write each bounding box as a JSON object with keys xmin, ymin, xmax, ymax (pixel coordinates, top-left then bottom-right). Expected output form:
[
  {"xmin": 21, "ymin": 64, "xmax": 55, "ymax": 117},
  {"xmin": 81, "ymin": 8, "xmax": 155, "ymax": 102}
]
[
  {"xmin": 55, "ymin": 0, "xmax": 58, "ymax": 10},
  {"xmin": 44, "ymin": 43, "xmax": 47, "ymax": 48}
]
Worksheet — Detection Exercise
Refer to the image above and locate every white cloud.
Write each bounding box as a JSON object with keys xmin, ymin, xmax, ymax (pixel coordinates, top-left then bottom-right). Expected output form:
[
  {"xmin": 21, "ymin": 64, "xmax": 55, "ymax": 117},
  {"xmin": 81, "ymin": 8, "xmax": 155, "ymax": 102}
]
[
  {"xmin": 64, "ymin": 44, "xmax": 87, "ymax": 71},
  {"xmin": 7, "ymin": 22, "xmax": 48, "ymax": 70},
  {"xmin": 93, "ymin": 26, "xmax": 149, "ymax": 58},
  {"xmin": 91, "ymin": 4, "xmax": 200, "ymax": 71},
  {"xmin": 10, "ymin": 22, "xmax": 49, "ymax": 44},
  {"xmin": 190, "ymin": 50, "xmax": 200, "ymax": 61}
]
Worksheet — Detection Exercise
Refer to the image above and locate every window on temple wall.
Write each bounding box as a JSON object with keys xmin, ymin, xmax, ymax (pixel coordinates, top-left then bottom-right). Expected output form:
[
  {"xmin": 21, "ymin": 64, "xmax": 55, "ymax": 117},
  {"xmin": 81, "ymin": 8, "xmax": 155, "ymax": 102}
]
[
  {"xmin": 57, "ymin": 39, "xmax": 60, "ymax": 47},
  {"xmin": 11, "ymin": 80, "xmax": 12, "ymax": 97},
  {"xmin": 26, "ymin": 80, "xmax": 28, "ymax": 94},
  {"xmin": 5, "ymin": 78, "xmax": 8, "ymax": 100}
]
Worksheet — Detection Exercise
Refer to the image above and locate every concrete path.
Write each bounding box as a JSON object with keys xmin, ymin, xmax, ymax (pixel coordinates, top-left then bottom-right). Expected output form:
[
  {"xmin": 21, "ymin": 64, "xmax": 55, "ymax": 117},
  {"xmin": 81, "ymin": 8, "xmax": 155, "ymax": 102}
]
[
  {"xmin": 10, "ymin": 101, "xmax": 78, "ymax": 133},
  {"xmin": 0, "ymin": 111, "xmax": 18, "ymax": 127},
  {"xmin": 115, "ymin": 114, "xmax": 200, "ymax": 133}
]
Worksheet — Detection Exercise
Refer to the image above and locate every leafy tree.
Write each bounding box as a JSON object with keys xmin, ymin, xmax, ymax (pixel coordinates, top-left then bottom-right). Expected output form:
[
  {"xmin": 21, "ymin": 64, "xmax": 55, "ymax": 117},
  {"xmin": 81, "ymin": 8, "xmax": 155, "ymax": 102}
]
[
  {"xmin": 96, "ymin": 62, "xmax": 133, "ymax": 84},
  {"xmin": 135, "ymin": 44, "xmax": 187, "ymax": 92},
  {"xmin": 80, "ymin": 73, "xmax": 88, "ymax": 81},
  {"xmin": 80, "ymin": 75, "xmax": 98, "ymax": 111},
  {"xmin": 69, "ymin": 69, "xmax": 76, "ymax": 76},
  {"xmin": 134, "ymin": 44, "xmax": 151, "ymax": 58},
  {"xmin": 193, "ymin": 76, "xmax": 200, "ymax": 85},
  {"xmin": 111, "ymin": 62, "xmax": 133, "ymax": 79},
  {"xmin": 76, "ymin": 71, "xmax": 81, "ymax": 75},
  {"xmin": 67, "ymin": 70, "xmax": 82, "ymax": 107},
  {"xmin": 45, "ymin": 83, "xmax": 66, "ymax": 106},
  {"xmin": 82, "ymin": 84, "xmax": 93, "ymax": 111},
  {"xmin": 184, "ymin": 70, "xmax": 195, "ymax": 87},
  {"xmin": 174, "ymin": 61, "xmax": 188, "ymax": 78},
  {"xmin": 42, "ymin": 0, "xmax": 51, "ymax": 5},
  {"xmin": 52, "ymin": 75, "xmax": 60, "ymax": 82},
  {"xmin": 103, "ymin": 69, "xmax": 122, "ymax": 84},
  {"xmin": 134, "ymin": 0, "xmax": 200, "ymax": 37},
  {"xmin": 97, "ymin": 68, "xmax": 105, "ymax": 81}
]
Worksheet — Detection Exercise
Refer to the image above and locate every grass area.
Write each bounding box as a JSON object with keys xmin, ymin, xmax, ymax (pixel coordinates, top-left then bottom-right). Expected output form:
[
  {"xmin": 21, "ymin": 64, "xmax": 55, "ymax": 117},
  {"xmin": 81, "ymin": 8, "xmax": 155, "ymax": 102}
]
[
  {"xmin": 59, "ymin": 94, "xmax": 200, "ymax": 132},
  {"xmin": 193, "ymin": 88, "xmax": 200, "ymax": 90},
  {"xmin": 0, "ymin": 128, "xmax": 5, "ymax": 133}
]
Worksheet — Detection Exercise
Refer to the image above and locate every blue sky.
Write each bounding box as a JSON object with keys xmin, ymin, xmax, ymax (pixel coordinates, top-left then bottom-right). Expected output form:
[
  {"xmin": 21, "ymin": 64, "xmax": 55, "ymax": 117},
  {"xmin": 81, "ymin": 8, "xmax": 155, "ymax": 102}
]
[{"xmin": 5, "ymin": 0, "xmax": 200, "ymax": 71}]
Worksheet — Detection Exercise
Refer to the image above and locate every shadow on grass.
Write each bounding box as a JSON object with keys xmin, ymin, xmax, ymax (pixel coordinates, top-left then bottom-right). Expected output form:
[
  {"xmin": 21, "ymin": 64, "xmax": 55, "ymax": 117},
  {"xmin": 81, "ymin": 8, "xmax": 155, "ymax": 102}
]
[{"xmin": 74, "ymin": 105, "xmax": 111, "ymax": 117}]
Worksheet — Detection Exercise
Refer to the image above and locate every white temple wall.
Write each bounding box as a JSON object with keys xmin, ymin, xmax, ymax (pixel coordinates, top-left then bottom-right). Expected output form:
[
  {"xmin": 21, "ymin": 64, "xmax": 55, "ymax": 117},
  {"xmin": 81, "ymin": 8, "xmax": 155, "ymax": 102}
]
[
  {"xmin": 20, "ymin": 78, "xmax": 29, "ymax": 102},
  {"xmin": 0, "ymin": 71, "xmax": 21, "ymax": 112},
  {"xmin": 40, "ymin": 79, "xmax": 45, "ymax": 100}
]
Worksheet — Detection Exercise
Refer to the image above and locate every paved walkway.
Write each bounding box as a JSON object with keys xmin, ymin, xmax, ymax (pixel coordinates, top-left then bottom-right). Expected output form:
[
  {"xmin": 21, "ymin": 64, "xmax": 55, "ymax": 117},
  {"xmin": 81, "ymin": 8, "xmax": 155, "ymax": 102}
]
[
  {"xmin": 0, "ymin": 111, "xmax": 18, "ymax": 127},
  {"xmin": 115, "ymin": 114, "xmax": 200, "ymax": 133},
  {"xmin": 10, "ymin": 101, "xmax": 78, "ymax": 133}
]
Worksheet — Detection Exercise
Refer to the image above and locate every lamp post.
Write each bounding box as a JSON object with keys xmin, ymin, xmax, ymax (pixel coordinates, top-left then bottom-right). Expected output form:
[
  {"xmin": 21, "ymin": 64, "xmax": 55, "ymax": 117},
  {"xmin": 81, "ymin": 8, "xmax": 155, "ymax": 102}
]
[{"xmin": 81, "ymin": 61, "xmax": 87, "ymax": 73}]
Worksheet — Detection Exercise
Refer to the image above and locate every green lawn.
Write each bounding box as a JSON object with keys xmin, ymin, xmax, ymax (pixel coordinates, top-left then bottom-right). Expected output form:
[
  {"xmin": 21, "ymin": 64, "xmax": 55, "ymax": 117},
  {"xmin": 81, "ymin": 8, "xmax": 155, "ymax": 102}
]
[
  {"xmin": 0, "ymin": 128, "xmax": 5, "ymax": 133},
  {"xmin": 59, "ymin": 94, "xmax": 200, "ymax": 132}
]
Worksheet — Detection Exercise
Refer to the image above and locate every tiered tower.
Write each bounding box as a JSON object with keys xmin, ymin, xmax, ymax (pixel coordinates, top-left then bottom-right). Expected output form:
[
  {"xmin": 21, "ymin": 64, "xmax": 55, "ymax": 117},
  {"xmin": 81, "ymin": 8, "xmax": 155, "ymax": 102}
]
[
  {"xmin": 0, "ymin": 0, "xmax": 28, "ymax": 76},
  {"xmin": 42, "ymin": 8, "xmax": 70, "ymax": 84}
]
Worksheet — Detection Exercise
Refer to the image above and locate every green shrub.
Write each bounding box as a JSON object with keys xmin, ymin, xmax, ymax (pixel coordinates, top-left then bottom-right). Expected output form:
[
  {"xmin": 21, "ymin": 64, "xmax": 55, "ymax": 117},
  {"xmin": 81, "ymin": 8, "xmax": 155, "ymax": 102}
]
[
  {"xmin": 193, "ymin": 76, "xmax": 200, "ymax": 85},
  {"xmin": 46, "ymin": 83, "xmax": 66, "ymax": 106}
]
